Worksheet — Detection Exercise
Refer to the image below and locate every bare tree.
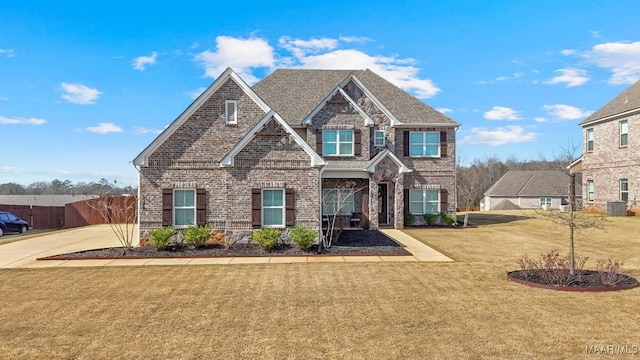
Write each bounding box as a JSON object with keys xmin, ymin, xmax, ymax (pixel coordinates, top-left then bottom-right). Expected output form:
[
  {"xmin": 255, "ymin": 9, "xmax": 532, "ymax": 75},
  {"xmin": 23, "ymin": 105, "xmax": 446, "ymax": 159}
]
[
  {"xmin": 457, "ymin": 162, "xmax": 485, "ymax": 226},
  {"xmin": 86, "ymin": 195, "xmax": 137, "ymax": 250},
  {"xmin": 320, "ymin": 180, "xmax": 366, "ymax": 249}
]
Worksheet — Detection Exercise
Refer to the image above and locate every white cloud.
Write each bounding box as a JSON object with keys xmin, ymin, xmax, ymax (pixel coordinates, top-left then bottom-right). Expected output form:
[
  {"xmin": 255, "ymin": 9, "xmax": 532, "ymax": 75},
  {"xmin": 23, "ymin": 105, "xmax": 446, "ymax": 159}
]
[
  {"xmin": 534, "ymin": 117, "xmax": 548, "ymax": 123},
  {"xmin": 459, "ymin": 126, "xmax": 539, "ymax": 146},
  {"xmin": 133, "ymin": 126, "xmax": 163, "ymax": 135},
  {"xmin": 338, "ymin": 35, "xmax": 373, "ymax": 44},
  {"xmin": 542, "ymin": 104, "xmax": 594, "ymax": 120},
  {"xmin": 60, "ymin": 83, "xmax": 102, "ymax": 104},
  {"xmin": 0, "ymin": 95, "xmax": 7, "ymax": 101},
  {"xmin": 185, "ymin": 87, "xmax": 207, "ymax": 100},
  {"xmin": 436, "ymin": 108, "xmax": 453, "ymax": 114},
  {"xmin": 194, "ymin": 35, "xmax": 440, "ymax": 98},
  {"xmin": 85, "ymin": 122, "xmax": 123, "ymax": 134},
  {"xmin": 560, "ymin": 49, "xmax": 576, "ymax": 56},
  {"xmin": 0, "ymin": 48, "xmax": 15, "ymax": 57},
  {"xmin": 133, "ymin": 51, "xmax": 158, "ymax": 71},
  {"xmin": 0, "ymin": 116, "xmax": 46, "ymax": 125},
  {"xmin": 484, "ymin": 106, "xmax": 521, "ymax": 121},
  {"xmin": 195, "ymin": 36, "xmax": 275, "ymax": 84},
  {"xmin": 544, "ymin": 68, "xmax": 589, "ymax": 87},
  {"xmin": 584, "ymin": 41, "xmax": 640, "ymax": 84}
]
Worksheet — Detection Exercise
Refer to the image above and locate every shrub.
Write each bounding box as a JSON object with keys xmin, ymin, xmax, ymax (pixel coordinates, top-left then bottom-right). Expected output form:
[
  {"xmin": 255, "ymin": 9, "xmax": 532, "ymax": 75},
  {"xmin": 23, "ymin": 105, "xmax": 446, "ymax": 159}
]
[
  {"xmin": 597, "ymin": 259, "xmax": 625, "ymax": 286},
  {"xmin": 290, "ymin": 224, "xmax": 316, "ymax": 250},
  {"xmin": 252, "ymin": 228, "xmax": 281, "ymax": 251},
  {"xmin": 149, "ymin": 226, "xmax": 174, "ymax": 250},
  {"xmin": 423, "ymin": 213, "xmax": 438, "ymax": 226},
  {"xmin": 517, "ymin": 250, "xmax": 590, "ymax": 285},
  {"xmin": 440, "ymin": 212, "xmax": 457, "ymax": 226},
  {"xmin": 184, "ymin": 225, "xmax": 211, "ymax": 248},
  {"xmin": 404, "ymin": 212, "xmax": 415, "ymax": 226}
]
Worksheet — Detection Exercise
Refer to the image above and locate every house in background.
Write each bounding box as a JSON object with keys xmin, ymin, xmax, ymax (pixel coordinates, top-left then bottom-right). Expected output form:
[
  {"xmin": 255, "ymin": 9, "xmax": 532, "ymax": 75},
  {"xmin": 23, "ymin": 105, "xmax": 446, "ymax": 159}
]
[
  {"xmin": 133, "ymin": 68, "xmax": 459, "ymax": 242},
  {"xmin": 481, "ymin": 171, "xmax": 581, "ymax": 211},
  {"xmin": 578, "ymin": 80, "xmax": 640, "ymax": 212}
]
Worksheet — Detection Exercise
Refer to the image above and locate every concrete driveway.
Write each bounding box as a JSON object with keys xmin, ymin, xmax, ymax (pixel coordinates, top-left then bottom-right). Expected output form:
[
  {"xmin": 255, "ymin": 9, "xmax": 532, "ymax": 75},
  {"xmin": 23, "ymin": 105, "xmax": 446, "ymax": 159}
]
[{"xmin": 0, "ymin": 225, "xmax": 125, "ymax": 268}]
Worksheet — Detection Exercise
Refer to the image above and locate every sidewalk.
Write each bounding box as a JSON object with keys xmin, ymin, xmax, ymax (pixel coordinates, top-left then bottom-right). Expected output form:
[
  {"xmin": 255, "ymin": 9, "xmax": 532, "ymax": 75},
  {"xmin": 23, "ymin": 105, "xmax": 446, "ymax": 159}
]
[{"xmin": 0, "ymin": 225, "xmax": 452, "ymax": 268}]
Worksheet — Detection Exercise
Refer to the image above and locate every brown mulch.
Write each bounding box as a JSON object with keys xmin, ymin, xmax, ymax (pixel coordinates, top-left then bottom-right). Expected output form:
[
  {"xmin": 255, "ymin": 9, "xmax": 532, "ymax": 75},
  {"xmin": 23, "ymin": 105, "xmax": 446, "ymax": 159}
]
[
  {"xmin": 39, "ymin": 230, "xmax": 411, "ymax": 260},
  {"xmin": 507, "ymin": 269, "xmax": 639, "ymax": 291}
]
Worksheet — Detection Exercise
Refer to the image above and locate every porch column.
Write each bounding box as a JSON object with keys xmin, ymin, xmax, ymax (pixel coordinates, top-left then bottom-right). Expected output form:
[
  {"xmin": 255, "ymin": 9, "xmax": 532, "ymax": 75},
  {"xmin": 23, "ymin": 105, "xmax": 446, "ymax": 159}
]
[
  {"xmin": 394, "ymin": 174, "xmax": 404, "ymax": 229},
  {"xmin": 369, "ymin": 178, "xmax": 379, "ymax": 230}
]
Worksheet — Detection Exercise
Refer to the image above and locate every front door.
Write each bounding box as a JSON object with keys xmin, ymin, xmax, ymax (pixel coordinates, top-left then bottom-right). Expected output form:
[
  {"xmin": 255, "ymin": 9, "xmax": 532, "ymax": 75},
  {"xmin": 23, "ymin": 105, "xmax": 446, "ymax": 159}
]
[{"xmin": 378, "ymin": 183, "xmax": 388, "ymax": 225}]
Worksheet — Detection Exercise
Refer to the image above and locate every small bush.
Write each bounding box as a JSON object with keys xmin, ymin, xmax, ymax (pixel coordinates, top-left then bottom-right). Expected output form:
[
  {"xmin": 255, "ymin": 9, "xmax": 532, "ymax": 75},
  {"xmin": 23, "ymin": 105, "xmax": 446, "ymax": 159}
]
[
  {"xmin": 149, "ymin": 226, "xmax": 174, "ymax": 250},
  {"xmin": 597, "ymin": 259, "xmax": 625, "ymax": 286},
  {"xmin": 184, "ymin": 225, "xmax": 211, "ymax": 247},
  {"xmin": 440, "ymin": 212, "xmax": 457, "ymax": 226},
  {"xmin": 404, "ymin": 212, "xmax": 415, "ymax": 226},
  {"xmin": 423, "ymin": 213, "xmax": 438, "ymax": 226},
  {"xmin": 252, "ymin": 228, "xmax": 281, "ymax": 251},
  {"xmin": 290, "ymin": 224, "xmax": 316, "ymax": 250}
]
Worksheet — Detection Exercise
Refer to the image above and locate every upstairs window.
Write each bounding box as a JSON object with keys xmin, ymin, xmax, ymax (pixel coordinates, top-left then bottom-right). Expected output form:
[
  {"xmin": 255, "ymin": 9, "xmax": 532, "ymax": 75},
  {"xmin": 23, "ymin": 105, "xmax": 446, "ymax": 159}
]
[
  {"xmin": 323, "ymin": 130, "xmax": 353, "ymax": 156},
  {"xmin": 586, "ymin": 128, "xmax": 594, "ymax": 152},
  {"xmin": 409, "ymin": 189, "xmax": 439, "ymax": 215},
  {"xmin": 620, "ymin": 120, "xmax": 628, "ymax": 146},
  {"xmin": 587, "ymin": 180, "xmax": 595, "ymax": 202},
  {"xmin": 374, "ymin": 130, "xmax": 385, "ymax": 147},
  {"xmin": 225, "ymin": 100, "xmax": 237, "ymax": 125},
  {"xmin": 620, "ymin": 179, "xmax": 629, "ymax": 202},
  {"xmin": 409, "ymin": 131, "xmax": 440, "ymax": 157}
]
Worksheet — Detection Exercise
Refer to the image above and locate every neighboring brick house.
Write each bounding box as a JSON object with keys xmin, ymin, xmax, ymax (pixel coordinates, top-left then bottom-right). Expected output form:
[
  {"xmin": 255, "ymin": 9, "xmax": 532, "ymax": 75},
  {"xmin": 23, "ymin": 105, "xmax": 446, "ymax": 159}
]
[
  {"xmin": 481, "ymin": 170, "xmax": 581, "ymax": 211},
  {"xmin": 133, "ymin": 68, "xmax": 459, "ymax": 241},
  {"xmin": 578, "ymin": 80, "xmax": 640, "ymax": 211}
]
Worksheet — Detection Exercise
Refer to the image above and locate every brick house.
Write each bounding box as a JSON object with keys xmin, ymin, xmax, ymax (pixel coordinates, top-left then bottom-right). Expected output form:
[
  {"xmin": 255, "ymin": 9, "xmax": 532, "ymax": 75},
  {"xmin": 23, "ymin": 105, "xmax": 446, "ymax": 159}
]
[
  {"xmin": 133, "ymin": 68, "xmax": 459, "ymax": 242},
  {"xmin": 579, "ymin": 80, "xmax": 640, "ymax": 211}
]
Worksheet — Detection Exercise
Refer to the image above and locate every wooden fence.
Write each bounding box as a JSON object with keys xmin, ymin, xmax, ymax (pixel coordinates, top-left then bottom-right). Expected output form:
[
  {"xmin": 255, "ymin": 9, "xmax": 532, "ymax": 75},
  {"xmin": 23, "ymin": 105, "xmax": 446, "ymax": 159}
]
[{"xmin": 0, "ymin": 196, "xmax": 137, "ymax": 230}]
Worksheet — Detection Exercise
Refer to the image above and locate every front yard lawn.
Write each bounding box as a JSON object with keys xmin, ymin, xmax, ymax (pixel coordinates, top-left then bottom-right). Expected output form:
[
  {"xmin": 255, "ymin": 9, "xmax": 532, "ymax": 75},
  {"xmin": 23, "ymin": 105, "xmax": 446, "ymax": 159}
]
[{"xmin": 0, "ymin": 210, "xmax": 638, "ymax": 359}]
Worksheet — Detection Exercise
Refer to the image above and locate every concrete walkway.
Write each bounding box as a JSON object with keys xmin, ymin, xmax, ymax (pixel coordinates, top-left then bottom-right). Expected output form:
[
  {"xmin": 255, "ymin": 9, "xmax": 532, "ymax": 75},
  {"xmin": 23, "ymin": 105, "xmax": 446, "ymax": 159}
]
[{"xmin": 0, "ymin": 225, "xmax": 452, "ymax": 268}]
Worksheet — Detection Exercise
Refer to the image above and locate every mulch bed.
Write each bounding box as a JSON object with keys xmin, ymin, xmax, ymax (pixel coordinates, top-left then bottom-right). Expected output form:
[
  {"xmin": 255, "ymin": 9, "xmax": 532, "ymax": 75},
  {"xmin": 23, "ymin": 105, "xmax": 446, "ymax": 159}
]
[
  {"xmin": 39, "ymin": 230, "xmax": 411, "ymax": 260},
  {"xmin": 507, "ymin": 270, "xmax": 639, "ymax": 292}
]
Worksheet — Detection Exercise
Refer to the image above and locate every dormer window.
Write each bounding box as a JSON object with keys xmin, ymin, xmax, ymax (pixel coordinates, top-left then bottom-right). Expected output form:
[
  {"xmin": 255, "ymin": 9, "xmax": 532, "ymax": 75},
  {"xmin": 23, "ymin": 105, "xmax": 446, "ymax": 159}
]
[
  {"xmin": 374, "ymin": 130, "xmax": 385, "ymax": 147},
  {"xmin": 225, "ymin": 100, "xmax": 237, "ymax": 125}
]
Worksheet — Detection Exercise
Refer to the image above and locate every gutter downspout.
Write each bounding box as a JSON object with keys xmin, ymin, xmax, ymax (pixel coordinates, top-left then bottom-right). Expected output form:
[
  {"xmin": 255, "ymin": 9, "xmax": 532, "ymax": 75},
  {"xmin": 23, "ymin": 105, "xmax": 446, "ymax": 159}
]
[
  {"xmin": 130, "ymin": 161, "xmax": 142, "ymax": 247},
  {"xmin": 317, "ymin": 166, "xmax": 325, "ymax": 254}
]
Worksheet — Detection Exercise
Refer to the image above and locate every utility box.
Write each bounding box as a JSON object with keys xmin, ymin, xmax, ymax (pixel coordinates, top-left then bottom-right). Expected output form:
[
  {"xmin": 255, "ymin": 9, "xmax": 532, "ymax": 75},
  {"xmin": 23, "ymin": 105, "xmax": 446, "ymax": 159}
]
[{"xmin": 607, "ymin": 201, "xmax": 627, "ymax": 216}]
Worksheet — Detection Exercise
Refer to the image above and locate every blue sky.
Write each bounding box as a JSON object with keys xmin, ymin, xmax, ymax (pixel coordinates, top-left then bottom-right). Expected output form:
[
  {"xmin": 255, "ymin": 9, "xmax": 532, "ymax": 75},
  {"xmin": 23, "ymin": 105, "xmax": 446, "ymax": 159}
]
[{"xmin": 2, "ymin": 1, "xmax": 639, "ymax": 186}]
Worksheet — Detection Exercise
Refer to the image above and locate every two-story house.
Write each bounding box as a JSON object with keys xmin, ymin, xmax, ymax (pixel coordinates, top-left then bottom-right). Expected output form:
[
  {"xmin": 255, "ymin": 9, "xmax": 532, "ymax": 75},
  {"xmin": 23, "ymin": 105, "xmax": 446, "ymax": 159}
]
[
  {"xmin": 579, "ymin": 80, "xmax": 640, "ymax": 211},
  {"xmin": 133, "ymin": 68, "xmax": 459, "ymax": 242}
]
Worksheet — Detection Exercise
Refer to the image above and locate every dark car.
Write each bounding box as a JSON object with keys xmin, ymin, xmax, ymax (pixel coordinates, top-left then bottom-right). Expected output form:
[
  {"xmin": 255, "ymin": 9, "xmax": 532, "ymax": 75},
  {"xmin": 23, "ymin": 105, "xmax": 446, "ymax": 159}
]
[{"xmin": 0, "ymin": 211, "xmax": 29, "ymax": 237}]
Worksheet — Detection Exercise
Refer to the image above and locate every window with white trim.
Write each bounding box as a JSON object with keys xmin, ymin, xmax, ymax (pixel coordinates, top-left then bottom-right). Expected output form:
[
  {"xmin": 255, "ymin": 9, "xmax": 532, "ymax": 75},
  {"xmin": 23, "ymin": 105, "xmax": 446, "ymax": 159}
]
[
  {"xmin": 374, "ymin": 130, "xmax": 385, "ymax": 147},
  {"xmin": 225, "ymin": 100, "xmax": 237, "ymax": 125},
  {"xmin": 174, "ymin": 189, "xmax": 196, "ymax": 227},
  {"xmin": 539, "ymin": 197, "xmax": 552, "ymax": 208},
  {"xmin": 586, "ymin": 128, "xmax": 594, "ymax": 152},
  {"xmin": 262, "ymin": 189, "xmax": 285, "ymax": 227},
  {"xmin": 620, "ymin": 179, "xmax": 629, "ymax": 202},
  {"xmin": 409, "ymin": 189, "xmax": 439, "ymax": 214},
  {"xmin": 587, "ymin": 180, "xmax": 595, "ymax": 202},
  {"xmin": 322, "ymin": 130, "xmax": 353, "ymax": 156},
  {"xmin": 409, "ymin": 131, "xmax": 440, "ymax": 157},
  {"xmin": 322, "ymin": 189, "xmax": 354, "ymax": 215},
  {"xmin": 620, "ymin": 120, "xmax": 628, "ymax": 146}
]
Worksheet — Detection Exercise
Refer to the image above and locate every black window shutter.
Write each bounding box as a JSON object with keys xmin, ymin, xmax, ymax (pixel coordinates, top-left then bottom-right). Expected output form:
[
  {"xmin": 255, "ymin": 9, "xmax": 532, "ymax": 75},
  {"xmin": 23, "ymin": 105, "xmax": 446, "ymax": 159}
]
[
  {"xmin": 440, "ymin": 131, "xmax": 447, "ymax": 157},
  {"xmin": 251, "ymin": 188, "xmax": 261, "ymax": 228},
  {"xmin": 316, "ymin": 130, "xmax": 323, "ymax": 155},
  {"xmin": 285, "ymin": 188, "xmax": 295, "ymax": 226},
  {"xmin": 196, "ymin": 188, "xmax": 206, "ymax": 226},
  {"xmin": 354, "ymin": 129, "xmax": 362, "ymax": 156},
  {"xmin": 162, "ymin": 188, "xmax": 173, "ymax": 226},
  {"xmin": 440, "ymin": 189, "xmax": 448, "ymax": 212},
  {"xmin": 404, "ymin": 189, "xmax": 410, "ymax": 213},
  {"xmin": 403, "ymin": 131, "xmax": 410, "ymax": 156}
]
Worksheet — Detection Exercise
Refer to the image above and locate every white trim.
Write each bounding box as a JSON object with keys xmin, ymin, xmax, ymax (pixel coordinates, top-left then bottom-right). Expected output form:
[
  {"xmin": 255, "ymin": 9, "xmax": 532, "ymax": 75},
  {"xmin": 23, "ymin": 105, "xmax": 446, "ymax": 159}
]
[
  {"xmin": 366, "ymin": 149, "xmax": 412, "ymax": 174},
  {"xmin": 133, "ymin": 67, "xmax": 271, "ymax": 166},
  {"xmin": 220, "ymin": 110, "xmax": 325, "ymax": 167},
  {"xmin": 262, "ymin": 188, "xmax": 285, "ymax": 228},
  {"xmin": 225, "ymin": 100, "xmax": 237, "ymax": 125},
  {"xmin": 321, "ymin": 170, "xmax": 370, "ymax": 179},
  {"xmin": 348, "ymin": 75, "xmax": 400, "ymax": 126},
  {"xmin": 580, "ymin": 107, "xmax": 640, "ymax": 127},
  {"xmin": 393, "ymin": 123, "xmax": 460, "ymax": 128},
  {"xmin": 303, "ymin": 86, "xmax": 374, "ymax": 126}
]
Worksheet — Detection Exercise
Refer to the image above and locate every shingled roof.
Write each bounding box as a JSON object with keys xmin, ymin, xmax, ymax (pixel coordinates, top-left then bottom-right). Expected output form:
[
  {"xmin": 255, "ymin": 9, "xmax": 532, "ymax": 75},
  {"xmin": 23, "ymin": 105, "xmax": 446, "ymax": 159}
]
[
  {"xmin": 484, "ymin": 171, "xmax": 580, "ymax": 197},
  {"xmin": 580, "ymin": 80, "xmax": 640, "ymax": 126},
  {"xmin": 252, "ymin": 69, "xmax": 459, "ymax": 127}
]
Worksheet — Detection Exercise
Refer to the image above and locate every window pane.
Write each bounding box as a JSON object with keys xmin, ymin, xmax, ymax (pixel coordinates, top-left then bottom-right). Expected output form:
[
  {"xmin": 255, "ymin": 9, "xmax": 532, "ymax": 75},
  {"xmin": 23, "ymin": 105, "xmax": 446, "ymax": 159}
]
[
  {"xmin": 409, "ymin": 202, "xmax": 423, "ymax": 214},
  {"xmin": 621, "ymin": 121, "xmax": 628, "ymax": 133},
  {"xmin": 409, "ymin": 190, "xmax": 423, "ymax": 202},
  {"xmin": 410, "ymin": 145, "xmax": 423, "ymax": 156},
  {"xmin": 410, "ymin": 132, "xmax": 423, "ymax": 144},
  {"xmin": 175, "ymin": 209, "xmax": 194, "ymax": 226},
  {"xmin": 425, "ymin": 190, "xmax": 439, "ymax": 202},
  {"xmin": 339, "ymin": 131, "xmax": 353, "ymax": 142},
  {"xmin": 263, "ymin": 208, "xmax": 283, "ymax": 226},
  {"xmin": 425, "ymin": 132, "xmax": 439, "ymax": 144},
  {"xmin": 323, "ymin": 130, "xmax": 336, "ymax": 142},
  {"xmin": 263, "ymin": 189, "xmax": 283, "ymax": 206},
  {"xmin": 323, "ymin": 143, "xmax": 337, "ymax": 155},
  {"xmin": 426, "ymin": 144, "xmax": 439, "ymax": 156},
  {"xmin": 425, "ymin": 202, "xmax": 439, "ymax": 214},
  {"xmin": 339, "ymin": 143, "xmax": 352, "ymax": 155},
  {"xmin": 175, "ymin": 190, "xmax": 194, "ymax": 207},
  {"xmin": 621, "ymin": 134, "xmax": 628, "ymax": 146}
]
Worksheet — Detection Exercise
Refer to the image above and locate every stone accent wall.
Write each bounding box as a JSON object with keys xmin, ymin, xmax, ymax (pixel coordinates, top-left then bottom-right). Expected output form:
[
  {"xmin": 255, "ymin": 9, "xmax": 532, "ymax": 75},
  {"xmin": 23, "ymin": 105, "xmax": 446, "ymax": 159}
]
[{"xmin": 581, "ymin": 113, "xmax": 640, "ymax": 211}]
